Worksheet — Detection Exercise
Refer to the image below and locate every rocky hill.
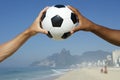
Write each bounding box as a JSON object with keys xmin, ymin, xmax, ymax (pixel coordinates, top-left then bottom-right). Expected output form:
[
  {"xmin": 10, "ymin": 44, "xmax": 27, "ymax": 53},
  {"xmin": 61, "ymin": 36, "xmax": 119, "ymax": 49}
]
[{"xmin": 30, "ymin": 49, "xmax": 111, "ymax": 68}]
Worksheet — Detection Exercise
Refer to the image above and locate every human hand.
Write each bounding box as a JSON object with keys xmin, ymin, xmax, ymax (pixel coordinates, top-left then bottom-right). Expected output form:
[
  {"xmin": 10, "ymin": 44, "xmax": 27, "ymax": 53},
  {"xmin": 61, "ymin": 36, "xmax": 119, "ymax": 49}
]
[
  {"xmin": 67, "ymin": 5, "xmax": 95, "ymax": 33},
  {"xmin": 28, "ymin": 7, "xmax": 49, "ymax": 36}
]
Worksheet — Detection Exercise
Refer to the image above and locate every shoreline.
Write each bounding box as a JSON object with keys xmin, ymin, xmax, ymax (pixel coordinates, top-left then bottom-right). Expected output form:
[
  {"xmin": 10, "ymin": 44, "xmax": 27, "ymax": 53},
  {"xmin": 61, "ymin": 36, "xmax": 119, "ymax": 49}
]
[
  {"xmin": 39, "ymin": 69, "xmax": 72, "ymax": 80},
  {"xmin": 39, "ymin": 75, "xmax": 60, "ymax": 80}
]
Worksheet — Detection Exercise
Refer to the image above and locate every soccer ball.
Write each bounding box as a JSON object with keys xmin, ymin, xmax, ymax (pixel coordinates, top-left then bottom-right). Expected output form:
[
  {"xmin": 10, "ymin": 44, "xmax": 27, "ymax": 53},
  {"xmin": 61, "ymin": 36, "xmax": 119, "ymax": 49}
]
[{"xmin": 41, "ymin": 5, "xmax": 78, "ymax": 40}]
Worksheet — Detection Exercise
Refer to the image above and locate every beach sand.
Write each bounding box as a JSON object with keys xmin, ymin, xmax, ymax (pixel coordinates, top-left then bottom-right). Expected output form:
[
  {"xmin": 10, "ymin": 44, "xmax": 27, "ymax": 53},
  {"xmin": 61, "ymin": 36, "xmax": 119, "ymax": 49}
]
[
  {"xmin": 55, "ymin": 67, "xmax": 120, "ymax": 80},
  {"xmin": 39, "ymin": 75, "xmax": 60, "ymax": 80}
]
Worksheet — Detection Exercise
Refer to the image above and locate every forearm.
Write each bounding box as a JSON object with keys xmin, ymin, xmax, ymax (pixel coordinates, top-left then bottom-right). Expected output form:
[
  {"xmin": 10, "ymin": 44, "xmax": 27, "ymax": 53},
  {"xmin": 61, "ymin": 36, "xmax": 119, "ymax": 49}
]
[
  {"xmin": 91, "ymin": 24, "xmax": 120, "ymax": 46},
  {"xmin": 0, "ymin": 29, "xmax": 34, "ymax": 62}
]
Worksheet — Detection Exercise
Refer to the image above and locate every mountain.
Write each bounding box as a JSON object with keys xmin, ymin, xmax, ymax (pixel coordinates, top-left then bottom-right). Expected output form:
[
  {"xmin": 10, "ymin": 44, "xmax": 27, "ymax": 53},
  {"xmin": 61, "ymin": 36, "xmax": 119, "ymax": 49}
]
[
  {"xmin": 31, "ymin": 48, "xmax": 78, "ymax": 68},
  {"xmin": 30, "ymin": 49, "xmax": 111, "ymax": 68}
]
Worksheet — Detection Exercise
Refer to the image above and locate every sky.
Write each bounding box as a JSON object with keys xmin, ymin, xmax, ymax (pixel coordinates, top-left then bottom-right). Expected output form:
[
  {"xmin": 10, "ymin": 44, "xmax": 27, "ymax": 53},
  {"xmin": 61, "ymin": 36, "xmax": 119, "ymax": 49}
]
[{"xmin": 0, "ymin": 0, "xmax": 120, "ymax": 67}]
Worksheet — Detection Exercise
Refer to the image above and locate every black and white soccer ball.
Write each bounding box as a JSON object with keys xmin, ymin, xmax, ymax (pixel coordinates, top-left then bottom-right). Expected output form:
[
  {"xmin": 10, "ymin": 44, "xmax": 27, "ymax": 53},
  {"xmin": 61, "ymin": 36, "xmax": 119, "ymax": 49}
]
[{"xmin": 41, "ymin": 5, "xmax": 78, "ymax": 40}]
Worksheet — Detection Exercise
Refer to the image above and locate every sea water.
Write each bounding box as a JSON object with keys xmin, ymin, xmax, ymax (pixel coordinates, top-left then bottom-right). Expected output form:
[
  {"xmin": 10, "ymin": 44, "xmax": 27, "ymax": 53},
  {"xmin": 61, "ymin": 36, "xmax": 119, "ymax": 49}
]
[{"xmin": 0, "ymin": 67, "xmax": 68, "ymax": 80}]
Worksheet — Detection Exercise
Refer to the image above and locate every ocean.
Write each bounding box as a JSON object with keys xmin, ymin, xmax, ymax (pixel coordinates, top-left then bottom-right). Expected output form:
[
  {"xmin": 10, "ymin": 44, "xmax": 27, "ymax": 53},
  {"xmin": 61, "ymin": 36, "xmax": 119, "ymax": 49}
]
[{"xmin": 0, "ymin": 67, "xmax": 69, "ymax": 80}]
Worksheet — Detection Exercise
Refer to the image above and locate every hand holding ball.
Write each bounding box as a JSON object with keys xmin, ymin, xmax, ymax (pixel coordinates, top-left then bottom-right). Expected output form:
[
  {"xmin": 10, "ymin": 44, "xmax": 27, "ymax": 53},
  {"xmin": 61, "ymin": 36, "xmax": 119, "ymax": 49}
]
[{"xmin": 41, "ymin": 5, "xmax": 78, "ymax": 40}]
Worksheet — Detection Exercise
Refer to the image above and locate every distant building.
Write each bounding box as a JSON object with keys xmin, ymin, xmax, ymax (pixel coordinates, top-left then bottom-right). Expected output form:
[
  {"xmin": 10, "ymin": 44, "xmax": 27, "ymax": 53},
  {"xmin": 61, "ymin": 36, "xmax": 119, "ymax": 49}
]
[
  {"xmin": 106, "ymin": 55, "xmax": 113, "ymax": 66},
  {"xmin": 112, "ymin": 50, "xmax": 120, "ymax": 67}
]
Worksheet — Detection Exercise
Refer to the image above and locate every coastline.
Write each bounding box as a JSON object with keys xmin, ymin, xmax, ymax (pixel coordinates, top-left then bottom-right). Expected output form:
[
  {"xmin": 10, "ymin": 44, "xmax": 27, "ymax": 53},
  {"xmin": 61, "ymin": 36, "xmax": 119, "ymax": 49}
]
[
  {"xmin": 55, "ymin": 67, "xmax": 120, "ymax": 80},
  {"xmin": 39, "ymin": 75, "xmax": 60, "ymax": 80},
  {"xmin": 38, "ymin": 69, "xmax": 69, "ymax": 80}
]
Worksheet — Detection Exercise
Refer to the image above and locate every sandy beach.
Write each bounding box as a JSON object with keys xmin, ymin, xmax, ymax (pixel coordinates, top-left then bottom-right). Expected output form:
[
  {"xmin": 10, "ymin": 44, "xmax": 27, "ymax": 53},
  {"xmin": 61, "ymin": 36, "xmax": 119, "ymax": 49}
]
[{"xmin": 55, "ymin": 67, "xmax": 120, "ymax": 80}]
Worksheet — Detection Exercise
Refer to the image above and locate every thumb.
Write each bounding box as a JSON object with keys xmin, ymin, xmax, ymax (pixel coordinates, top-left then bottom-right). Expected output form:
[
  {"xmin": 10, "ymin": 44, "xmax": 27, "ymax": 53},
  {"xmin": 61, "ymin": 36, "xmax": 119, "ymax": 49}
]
[
  {"xmin": 72, "ymin": 26, "xmax": 81, "ymax": 33},
  {"xmin": 40, "ymin": 29, "xmax": 48, "ymax": 34},
  {"xmin": 71, "ymin": 23, "xmax": 81, "ymax": 33}
]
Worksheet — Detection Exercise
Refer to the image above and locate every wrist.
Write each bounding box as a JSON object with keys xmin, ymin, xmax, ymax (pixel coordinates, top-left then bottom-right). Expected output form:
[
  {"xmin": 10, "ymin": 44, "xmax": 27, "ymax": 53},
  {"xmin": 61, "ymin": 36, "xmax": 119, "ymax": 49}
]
[
  {"xmin": 89, "ymin": 23, "xmax": 99, "ymax": 32},
  {"xmin": 24, "ymin": 28, "xmax": 37, "ymax": 37}
]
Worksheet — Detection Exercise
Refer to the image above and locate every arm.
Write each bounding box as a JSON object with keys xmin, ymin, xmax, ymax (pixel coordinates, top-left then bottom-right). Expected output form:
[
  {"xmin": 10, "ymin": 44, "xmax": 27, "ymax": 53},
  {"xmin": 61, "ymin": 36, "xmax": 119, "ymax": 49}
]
[
  {"xmin": 91, "ymin": 24, "xmax": 120, "ymax": 46},
  {"xmin": 68, "ymin": 6, "xmax": 120, "ymax": 46},
  {"xmin": 0, "ymin": 7, "xmax": 48, "ymax": 62}
]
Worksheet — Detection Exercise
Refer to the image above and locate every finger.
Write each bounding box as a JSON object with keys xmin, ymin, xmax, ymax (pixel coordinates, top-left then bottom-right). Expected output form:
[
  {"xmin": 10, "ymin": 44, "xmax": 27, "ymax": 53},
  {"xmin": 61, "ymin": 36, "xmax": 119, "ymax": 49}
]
[
  {"xmin": 70, "ymin": 30, "xmax": 74, "ymax": 34},
  {"xmin": 72, "ymin": 26, "xmax": 81, "ymax": 33},
  {"xmin": 67, "ymin": 5, "xmax": 79, "ymax": 14},
  {"xmin": 67, "ymin": 5, "xmax": 75, "ymax": 11},
  {"xmin": 37, "ymin": 7, "xmax": 49, "ymax": 21},
  {"xmin": 38, "ymin": 7, "xmax": 49, "ymax": 28},
  {"xmin": 70, "ymin": 28, "xmax": 79, "ymax": 34},
  {"xmin": 40, "ymin": 29, "xmax": 48, "ymax": 34},
  {"xmin": 67, "ymin": 5, "xmax": 82, "ymax": 19}
]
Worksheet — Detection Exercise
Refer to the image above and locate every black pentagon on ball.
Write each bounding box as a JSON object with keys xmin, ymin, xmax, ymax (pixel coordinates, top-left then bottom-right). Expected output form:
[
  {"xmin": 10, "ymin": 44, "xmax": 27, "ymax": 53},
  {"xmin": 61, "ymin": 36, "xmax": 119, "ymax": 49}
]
[
  {"xmin": 71, "ymin": 13, "xmax": 78, "ymax": 24},
  {"xmin": 41, "ymin": 12, "xmax": 46, "ymax": 21},
  {"xmin": 51, "ymin": 15, "xmax": 63, "ymax": 27},
  {"xmin": 47, "ymin": 31, "xmax": 53, "ymax": 38},
  {"xmin": 40, "ymin": 12, "xmax": 46, "ymax": 28},
  {"xmin": 54, "ymin": 4, "xmax": 65, "ymax": 8},
  {"xmin": 62, "ymin": 32, "xmax": 71, "ymax": 39}
]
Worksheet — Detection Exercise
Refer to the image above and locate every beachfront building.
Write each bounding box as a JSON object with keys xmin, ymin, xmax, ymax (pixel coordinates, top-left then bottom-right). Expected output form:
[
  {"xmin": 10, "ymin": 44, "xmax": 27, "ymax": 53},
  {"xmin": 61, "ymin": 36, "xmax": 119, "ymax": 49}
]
[
  {"xmin": 106, "ymin": 55, "xmax": 113, "ymax": 66},
  {"xmin": 112, "ymin": 50, "xmax": 120, "ymax": 67},
  {"xmin": 96, "ymin": 60, "xmax": 105, "ymax": 67}
]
